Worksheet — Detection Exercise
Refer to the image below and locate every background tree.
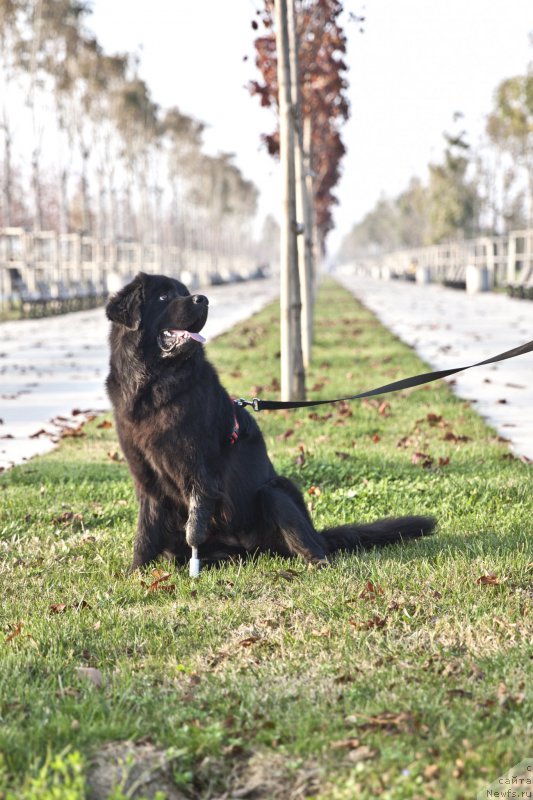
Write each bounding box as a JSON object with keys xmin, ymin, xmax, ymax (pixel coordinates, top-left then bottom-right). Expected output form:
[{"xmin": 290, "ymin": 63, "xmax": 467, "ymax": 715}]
[
  {"xmin": 251, "ymin": 0, "xmax": 350, "ymax": 249},
  {"xmin": 487, "ymin": 72, "xmax": 533, "ymax": 226},
  {"xmin": 426, "ymin": 128, "xmax": 478, "ymax": 243}
]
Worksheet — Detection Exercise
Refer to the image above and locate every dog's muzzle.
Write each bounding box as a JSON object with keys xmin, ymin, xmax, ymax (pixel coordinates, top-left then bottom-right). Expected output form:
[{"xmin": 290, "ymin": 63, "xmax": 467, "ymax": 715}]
[{"xmin": 157, "ymin": 329, "xmax": 206, "ymax": 353}]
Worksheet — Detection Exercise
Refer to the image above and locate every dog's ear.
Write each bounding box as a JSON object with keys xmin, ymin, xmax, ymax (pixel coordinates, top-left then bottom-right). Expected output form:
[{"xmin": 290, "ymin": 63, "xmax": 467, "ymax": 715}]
[{"xmin": 106, "ymin": 274, "xmax": 145, "ymax": 330}]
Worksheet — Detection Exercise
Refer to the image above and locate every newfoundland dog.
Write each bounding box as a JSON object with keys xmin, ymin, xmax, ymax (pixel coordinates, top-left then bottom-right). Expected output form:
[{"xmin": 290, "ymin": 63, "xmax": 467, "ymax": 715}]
[{"xmin": 106, "ymin": 273, "xmax": 434, "ymax": 571}]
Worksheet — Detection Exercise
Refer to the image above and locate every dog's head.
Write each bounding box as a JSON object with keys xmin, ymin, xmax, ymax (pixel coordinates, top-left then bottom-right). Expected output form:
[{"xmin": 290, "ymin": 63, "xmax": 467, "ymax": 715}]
[{"xmin": 106, "ymin": 272, "xmax": 209, "ymax": 359}]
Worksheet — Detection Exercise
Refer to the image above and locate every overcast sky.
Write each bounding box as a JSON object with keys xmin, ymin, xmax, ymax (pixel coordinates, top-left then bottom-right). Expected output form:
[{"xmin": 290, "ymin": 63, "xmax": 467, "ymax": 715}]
[{"xmin": 88, "ymin": 0, "xmax": 532, "ymax": 253}]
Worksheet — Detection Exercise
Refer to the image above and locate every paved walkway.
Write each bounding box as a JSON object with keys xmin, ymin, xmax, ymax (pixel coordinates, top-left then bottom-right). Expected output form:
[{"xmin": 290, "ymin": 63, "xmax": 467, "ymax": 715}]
[
  {"xmin": 0, "ymin": 278, "xmax": 279, "ymax": 470},
  {"xmin": 336, "ymin": 273, "xmax": 533, "ymax": 461}
]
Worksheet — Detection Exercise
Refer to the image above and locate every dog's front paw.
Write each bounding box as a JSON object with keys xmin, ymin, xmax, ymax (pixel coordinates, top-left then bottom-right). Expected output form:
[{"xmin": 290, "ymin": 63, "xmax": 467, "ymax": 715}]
[{"xmin": 185, "ymin": 525, "xmax": 209, "ymax": 548}]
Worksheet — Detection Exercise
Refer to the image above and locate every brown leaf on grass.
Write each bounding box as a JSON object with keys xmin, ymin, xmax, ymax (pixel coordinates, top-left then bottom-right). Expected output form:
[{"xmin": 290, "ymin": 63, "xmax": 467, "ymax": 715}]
[
  {"xmin": 453, "ymin": 758, "xmax": 465, "ymax": 779},
  {"xmin": 96, "ymin": 420, "xmax": 113, "ymax": 429},
  {"xmin": 308, "ymin": 485, "xmax": 321, "ymax": 496},
  {"xmin": 438, "ymin": 456, "xmax": 450, "ymax": 467},
  {"xmin": 423, "ymin": 764, "xmax": 440, "ymax": 780},
  {"xmin": 330, "ymin": 737, "xmax": 361, "ymax": 750},
  {"xmin": 311, "ymin": 627, "xmax": 331, "ymax": 638},
  {"xmin": 336, "ymin": 400, "xmax": 353, "ymax": 417},
  {"xmin": 442, "ymin": 431, "xmax": 471, "ymax": 443},
  {"xmin": 239, "ymin": 636, "xmax": 262, "ymax": 648},
  {"xmin": 107, "ymin": 451, "xmax": 124, "ymax": 462},
  {"xmin": 5, "ymin": 622, "xmax": 23, "ymax": 642},
  {"xmin": 53, "ymin": 511, "xmax": 84, "ymax": 526},
  {"xmin": 476, "ymin": 574, "xmax": 500, "ymax": 586},
  {"xmin": 412, "ymin": 452, "xmax": 434, "ymax": 468},
  {"xmin": 378, "ymin": 401, "xmax": 391, "ymax": 417},
  {"xmin": 346, "ymin": 745, "xmax": 378, "ymax": 763},
  {"xmin": 350, "ymin": 614, "xmax": 387, "ymax": 630},
  {"xmin": 143, "ymin": 570, "xmax": 176, "ymax": 592},
  {"xmin": 277, "ymin": 428, "xmax": 294, "ymax": 441},
  {"xmin": 50, "ymin": 599, "xmax": 91, "ymax": 614},
  {"xmin": 49, "ymin": 603, "xmax": 67, "ymax": 614},
  {"xmin": 335, "ymin": 451, "xmax": 350, "ymax": 460},
  {"xmin": 61, "ymin": 425, "xmax": 86, "ymax": 438},
  {"xmin": 346, "ymin": 710, "xmax": 416, "ymax": 733},
  {"xmin": 30, "ymin": 429, "xmax": 50, "ymax": 439},
  {"xmin": 426, "ymin": 413, "xmax": 443, "ymax": 426},
  {"xmin": 371, "ymin": 434, "xmax": 381, "ymax": 443},
  {"xmin": 396, "ymin": 435, "xmax": 412, "ymax": 448},
  {"xmin": 295, "ymin": 444, "xmax": 306, "ymax": 467},
  {"xmin": 308, "ymin": 412, "xmax": 333, "ymax": 422},
  {"xmin": 359, "ymin": 581, "xmax": 384, "ymax": 600},
  {"xmin": 76, "ymin": 666, "xmax": 103, "ymax": 688},
  {"xmin": 495, "ymin": 681, "xmax": 525, "ymax": 707}
]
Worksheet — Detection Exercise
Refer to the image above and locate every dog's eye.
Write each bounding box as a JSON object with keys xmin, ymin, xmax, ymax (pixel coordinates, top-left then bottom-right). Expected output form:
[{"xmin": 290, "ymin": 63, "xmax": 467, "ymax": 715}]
[{"xmin": 158, "ymin": 293, "xmax": 169, "ymax": 302}]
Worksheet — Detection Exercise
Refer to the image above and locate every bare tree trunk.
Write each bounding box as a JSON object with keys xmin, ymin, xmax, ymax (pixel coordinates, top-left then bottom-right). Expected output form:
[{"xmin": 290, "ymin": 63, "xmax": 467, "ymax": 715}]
[
  {"xmin": 275, "ymin": 0, "xmax": 305, "ymax": 401},
  {"xmin": 287, "ymin": 0, "xmax": 314, "ymax": 368},
  {"xmin": 80, "ymin": 145, "xmax": 91, "ymax": 233},
  {"xmin": 59, "ymin": 167, "xmax": 69, "ymax": 234},
  {"xmin": 31, "ymin": 148, "xmax": 43, "ymax": 230},
  {"xmin": 303, "ymin": 113, "xmax": 318, "ymax": 296},
  {"xmin": 1, "ymin": 112, "xmax": 13, "ymax": 226}
]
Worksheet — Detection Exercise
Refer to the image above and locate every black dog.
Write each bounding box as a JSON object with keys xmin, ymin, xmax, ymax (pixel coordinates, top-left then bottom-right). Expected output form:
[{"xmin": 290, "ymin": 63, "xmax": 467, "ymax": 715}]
[{"xmin": 106, "ymin": 273, "xmax": 434, "ymax": 571}]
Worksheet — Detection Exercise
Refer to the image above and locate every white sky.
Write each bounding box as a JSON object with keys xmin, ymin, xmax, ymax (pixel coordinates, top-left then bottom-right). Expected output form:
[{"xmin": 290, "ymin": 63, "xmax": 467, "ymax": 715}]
[{"xmin": 88, "ymin": 0, "xmax": 532, "ymax": 254}]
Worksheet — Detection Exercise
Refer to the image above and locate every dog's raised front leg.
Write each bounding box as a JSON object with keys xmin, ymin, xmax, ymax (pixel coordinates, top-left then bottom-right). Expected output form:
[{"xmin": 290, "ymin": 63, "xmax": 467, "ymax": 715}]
[{"xmin": 185, "ymin": 489, "xmax": 214, "ymax": 548}]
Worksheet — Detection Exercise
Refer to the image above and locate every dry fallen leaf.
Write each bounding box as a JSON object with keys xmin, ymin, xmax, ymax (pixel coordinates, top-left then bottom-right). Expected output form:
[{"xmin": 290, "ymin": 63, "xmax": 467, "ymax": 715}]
[
  {"xmin": 359, "ymin": 581, "xmax": 384, "ymax": 600},
  {"xmin": 76, "ymin": 667, "xmax": 103, "ymax": 688},
  {"xmin": 5, "ymin": 622, "xmax": 23, "ymax": 642},
  {"xmin": 330, "ymin": 737, "xmax": 361, "ymax": 750},
  {"xmin": 424, "ymin": 763, "xmax": 440, "ymax": 780},
  {"xmin": 476, "ymin": 574, "xmax": 500, "ymax": 586},
  {"xmin": 412, "ymin": 451, "xmax": 434, "ymax": 468},
  {"xmin": 239, "ymin": 636, "xmax": 262, "ymax": 648},
  {"xmin": 347, "ymin": 745, "xmax": 378, "ymax": 764},
  {"xmin": 49, "ymin": 603, "xmax": 67, "ymax": 614}
]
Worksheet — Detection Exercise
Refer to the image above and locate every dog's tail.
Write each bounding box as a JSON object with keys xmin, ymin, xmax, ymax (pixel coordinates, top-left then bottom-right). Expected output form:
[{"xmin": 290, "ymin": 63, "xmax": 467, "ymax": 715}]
[{"xmin": 320, "ymin": 516, "xmax": 435, "ymax": 554}]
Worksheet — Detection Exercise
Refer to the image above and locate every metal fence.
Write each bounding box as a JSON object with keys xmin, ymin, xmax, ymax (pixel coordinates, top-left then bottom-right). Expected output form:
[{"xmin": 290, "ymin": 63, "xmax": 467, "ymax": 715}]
[
  {"xmin": 0, "ymin": 228, "xmax": 263, "ymax": 316},
  {"xmin": 343, "ymin": 229, "xmax": 533, "ymax": 293}
]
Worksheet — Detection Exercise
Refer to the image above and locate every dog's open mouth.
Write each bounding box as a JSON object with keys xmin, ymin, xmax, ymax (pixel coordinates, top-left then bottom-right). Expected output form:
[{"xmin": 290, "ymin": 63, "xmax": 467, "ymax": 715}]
[{"xmin": 157, "ymin": 329, "xmax": 206, "ymax": 352}]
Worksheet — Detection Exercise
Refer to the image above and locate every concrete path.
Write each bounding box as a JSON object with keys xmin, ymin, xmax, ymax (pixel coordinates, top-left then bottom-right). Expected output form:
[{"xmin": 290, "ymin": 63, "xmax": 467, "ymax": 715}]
[
  {"xmin": 336, "ymin": 273, "xmax": 533, "ymax": 461},
  {"xmin": 0, "ymin": 278, "xmax": 279, "ymax": 470}
]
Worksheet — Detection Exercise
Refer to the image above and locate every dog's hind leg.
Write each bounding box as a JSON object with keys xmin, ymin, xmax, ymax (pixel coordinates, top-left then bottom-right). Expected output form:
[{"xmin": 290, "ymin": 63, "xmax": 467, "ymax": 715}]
[{"xmin": 256, "ymin": 478, "xmax": 329, "ymax": 564}]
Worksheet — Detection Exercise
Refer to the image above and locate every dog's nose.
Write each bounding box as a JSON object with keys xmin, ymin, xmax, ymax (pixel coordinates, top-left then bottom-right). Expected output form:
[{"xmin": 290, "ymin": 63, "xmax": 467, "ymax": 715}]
[{"xmin": 192, "ymin": 294, "xmax": 208, "ymax": 305}]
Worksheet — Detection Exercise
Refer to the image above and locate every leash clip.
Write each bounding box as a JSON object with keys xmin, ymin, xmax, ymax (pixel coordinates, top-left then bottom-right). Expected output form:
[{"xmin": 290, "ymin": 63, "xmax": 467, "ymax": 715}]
[{"xmin": 236, "ymin": 397, "xmax": 261, "ymax": 412}]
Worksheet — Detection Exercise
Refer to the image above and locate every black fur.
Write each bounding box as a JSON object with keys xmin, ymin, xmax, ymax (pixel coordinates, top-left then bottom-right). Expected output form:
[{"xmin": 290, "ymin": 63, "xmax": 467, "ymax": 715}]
[{"xmin": 106, "ymin": 273, "xmax": 435, "ymax": 571}]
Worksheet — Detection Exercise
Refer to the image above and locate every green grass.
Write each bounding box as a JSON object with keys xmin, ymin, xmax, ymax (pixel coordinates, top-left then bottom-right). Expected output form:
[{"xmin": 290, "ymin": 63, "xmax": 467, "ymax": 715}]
[{"xmin": 0, "ymin": 279, "xmax": 531, "ymax": 799}]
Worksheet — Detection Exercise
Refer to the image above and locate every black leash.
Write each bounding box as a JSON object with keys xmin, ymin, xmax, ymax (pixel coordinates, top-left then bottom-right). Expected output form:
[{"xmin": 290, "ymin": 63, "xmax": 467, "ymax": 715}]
[{"xmin": 236, "ymin": 337, "xmax": 533, "ymax": 412}]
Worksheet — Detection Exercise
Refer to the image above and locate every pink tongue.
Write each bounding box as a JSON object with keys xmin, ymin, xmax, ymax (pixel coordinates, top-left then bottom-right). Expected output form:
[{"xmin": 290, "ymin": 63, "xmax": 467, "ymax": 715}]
[
  {"xmin": 170, "ymin": 328, "xmax": 205, "ymax": 344},
  {"xmin": 187, "ymin": 331, "xmax": 206, "ymax": 343}
]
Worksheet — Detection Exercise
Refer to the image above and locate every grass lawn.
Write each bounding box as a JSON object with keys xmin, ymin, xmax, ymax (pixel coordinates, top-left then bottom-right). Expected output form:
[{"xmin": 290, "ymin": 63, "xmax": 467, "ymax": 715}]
[{"xmin": 0, "ymin": 279, "xmax": 531, "ymax": 799}]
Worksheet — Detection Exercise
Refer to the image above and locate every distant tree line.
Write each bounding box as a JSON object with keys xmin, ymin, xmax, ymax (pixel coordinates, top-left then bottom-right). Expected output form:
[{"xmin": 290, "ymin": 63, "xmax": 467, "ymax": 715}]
[
  {"xmin": 338, "ymin": 68, "xmax": 533, "ymax": 260},
  {"xmin": 0, "ymin": 0, "xmax": 259, "ymax": 256}
]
